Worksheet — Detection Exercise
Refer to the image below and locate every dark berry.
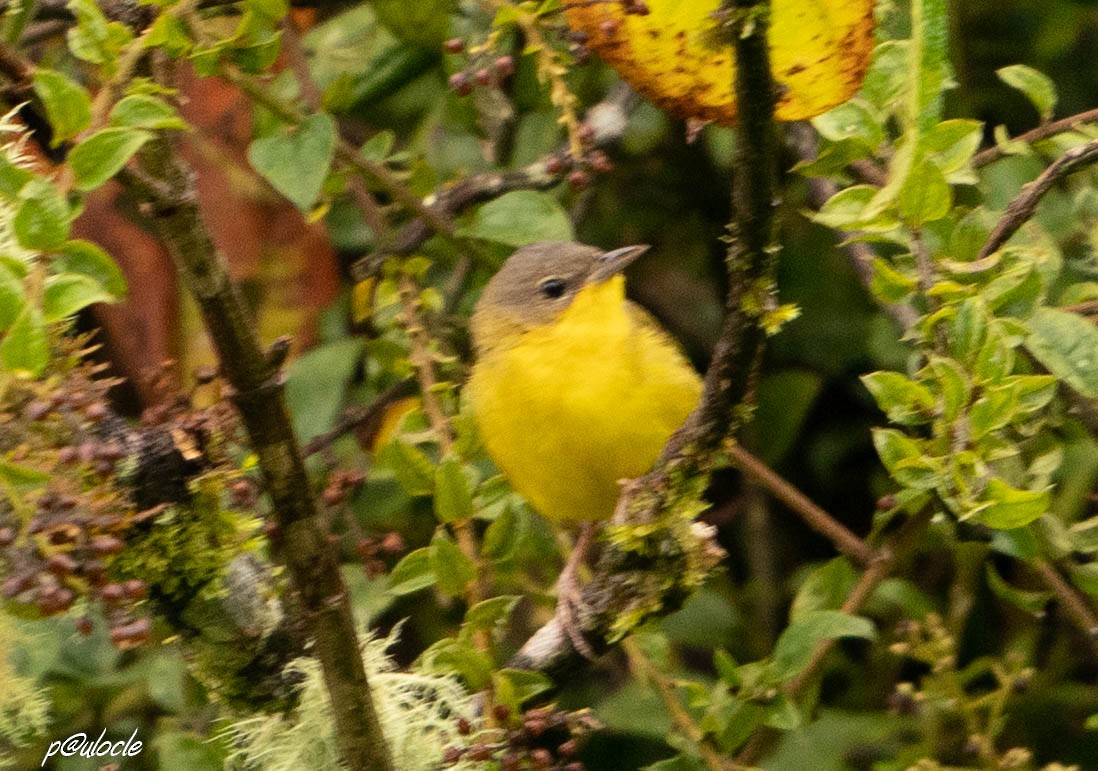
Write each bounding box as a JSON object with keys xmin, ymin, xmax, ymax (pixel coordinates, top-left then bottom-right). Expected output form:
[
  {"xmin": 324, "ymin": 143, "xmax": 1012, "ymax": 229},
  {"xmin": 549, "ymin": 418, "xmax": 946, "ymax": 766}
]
[
  {"xmin": 494, "ymin": 55, "xmax": 515, "ymax": 77},
  {"xmin": 46, "ymin": 553, "xmax": 79, "ymax": 576},
  {"xmin": 449, "ymin": 73, "xmax": 473, "ymax": 97},
  {"xmin": 444, "ymin": 38, "xmax": 464, "ymax": 54}
]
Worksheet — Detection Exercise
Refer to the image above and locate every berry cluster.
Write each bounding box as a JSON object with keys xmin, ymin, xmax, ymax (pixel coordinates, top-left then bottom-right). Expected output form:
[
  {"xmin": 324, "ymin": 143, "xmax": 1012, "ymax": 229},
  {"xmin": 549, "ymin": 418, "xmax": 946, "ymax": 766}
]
[
  {"xmin": 442, "ymin": 703, "xmax": 598, "ymax": 770},
  {"xmin": 445, "ymin": 37, "xmax": 516, "ymax": 98},
  {"xmin": 354, "ymin": 531, "xmax": 406, "ymax": 577},
  {"xmin": 317, "ymin": 469, "xmax": 407, "ymax": 575},
  {"xmin": 0, "ymin": 478, "xmax": 154, "ymax": 648}
]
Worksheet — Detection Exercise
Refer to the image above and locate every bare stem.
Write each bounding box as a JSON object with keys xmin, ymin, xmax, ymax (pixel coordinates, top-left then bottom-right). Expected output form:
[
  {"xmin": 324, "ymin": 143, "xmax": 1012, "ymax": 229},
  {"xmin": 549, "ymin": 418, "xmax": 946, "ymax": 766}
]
[
  {"xmin": 727, "ymin": 443, "xmax": 872, "ymax": 565},
  {"xmin": 1032, "ymin": 558, "xmax": 1098, "ymax": 658},
  {"xmin": 979, "ymin": 136, "xmax": 1098, "ymax": 259},
  {"xmin": 973, "ymin": 106, "xmax": 1098, "ymax": 167},
  {"xmin": 623, "ymin": 638, "xmax": 749, "ymax": 771}
]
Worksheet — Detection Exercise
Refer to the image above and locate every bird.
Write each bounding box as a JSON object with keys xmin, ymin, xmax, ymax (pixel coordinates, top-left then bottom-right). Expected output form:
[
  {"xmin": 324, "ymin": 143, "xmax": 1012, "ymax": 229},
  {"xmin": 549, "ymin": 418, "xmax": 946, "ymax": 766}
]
[{"xmin": 467, "ymin": 241, "xmax": 702, "ymax": 653}]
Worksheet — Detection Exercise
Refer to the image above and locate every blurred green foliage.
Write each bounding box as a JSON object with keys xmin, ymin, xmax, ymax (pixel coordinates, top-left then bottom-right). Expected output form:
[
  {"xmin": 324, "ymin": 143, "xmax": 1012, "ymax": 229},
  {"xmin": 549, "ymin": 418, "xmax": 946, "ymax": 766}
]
[{"xmin": 6, "ymin": 0, "xmax": 1098, "ymax": 769}]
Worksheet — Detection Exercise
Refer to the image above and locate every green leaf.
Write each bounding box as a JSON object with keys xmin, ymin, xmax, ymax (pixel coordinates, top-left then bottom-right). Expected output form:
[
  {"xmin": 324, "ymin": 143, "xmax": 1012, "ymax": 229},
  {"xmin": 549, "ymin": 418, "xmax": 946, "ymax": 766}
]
[
  {"xmin": 772, "ymin": 610, "xmax": 876, "ymax": 680},
  {"xmin": 109, "ymin": 94, "xmax": 188, "ymax": 130},
  {"xmin": 908, "ymin": 0, "xmax": 950, "ymax": 132},
  {"xmin": 643, "ymin": 756, "xmax": 708, "ymax": 771},
  {"xmin": 968, "ymin": 384, "xmax": 1018, "ymax": 439},
  {"xmin": 13, "ymin": 177, "xmax": 71, "ymax": 250},
  {"xmin": 69, "ymin": 127, "xmax": 153, "ymax": 191},
  {"xmin": 463, "ymin": 595, "xmax": 520, "ymax": 632},
  {"xmin": 32, "ymin": 68, "xmax": 91, "ymax": 144},
  {"xmin": 66, "ymin": 0, "xmax": 133, "ymax": 67},
  {"xmin": 247, "ymin": 113, "xmax": 337, "ymax": 210},
  {"xmin": 872, "ymin": 428, "xmax": 941, "ymax": 490},
  {"xmin": 493, "ymin": 668, "xmax": 553, "ymax": 713},
  {"xmin": 985, "ymin": 563, "xmax": 1050, "ymax": 615},
  {"xmin": 456, "ymin": 190, "xmax": 574, "ymax": 247},
  {"xmin": 284, "ymin": 337, "xmax": 365, "ymax": 442},
  {"xmin": 376, "ymin": 440, "xmax": 435, "ymax": 496},
  {"xmin": 152, "ymin": 731, "xmax": 224, "ymax": 771},
  {"xmin": 861, "ymin": 371, "xmax": 934, "ymax": 425},
  {"xmin": 434, "ymin": 455, "xmax": 476, "ymax": 523},
  {"xmin": 246, "ymin": 0, "xmax": 289, "ymax": 21},
  {"xmin": 360, "ymin": 130, "xmax": 395, "ymax": 162},
  {"xmin": 790, "ymin": 558, "xmax": 857, "ymax": 622},
  {"xmin": 0, "ymin": 153, "xmax": 33, "ymax": 199},
  {"xmin": 813, "ymin": 185, "xmax": 900, "ymax": 232},
  {"xmin": 898, "ymin": 158, "xmax": 951, "ymax": 225},
  {"xmin": 429, "ymin": 531, "xmax": 476, "ymax": 597},
  {"xmin": 482, "ymin": 503, "xmax": 518, "ymax": 558},
  {"xmin": 1086, "ymin": 714, "xmax": 1098, "ymax": 731},
  {"xmin": 0, "ymin": 260, "xmax": 25, "ymax": 331},
  {"xmin": 869, "ymin": 258, "xmax": 917, "ymax": 303},
  {"xmin": 145, "ymin": 13, "xmax": 192, "ymax": 57},
  {"xmin": 0, "ymin": 461, "xmax": 50, "ymax": 490},
  {"xmin": 42, "ymin": 274, "xmax": 117, "ymax": 322},
  {"xmin": 997, "ymin": 64, "xmax": 1057, "ymax": 122},
  {"xmin": 922, "ymin": 119, "xmax": 982, "ymax": 178},
  {"xmin": 924, "ymin": 356, "xmax": 970, "ymax": 422},
  {"xmin": 0, "ymin": 304, "xmax": 48, "ymax": 375},
  {"xmin": 812, "ymin": 100, "xmax": 883, "ymax": 148},
  {"xmin": 989, "ymin": 527, "xmax": 1039, "ymax": 560},
  {"xmin": 386, "ymin": 547, "xmax": 436, "ymax": 595},
  {"xmin": 53, "ymin": 239, "xmax": 126, "ymax": 299},
  {"xmin": 974, "ymin": 478, "xmax": 1049, "ymax": 529},
  {"xmin": 1026, "ymin": 307, "xmax": 1098, "ymax": 398},
  {"xmin": 974, "ymin": 333, "xmax": 1015, "ymax": 383},
  {"xmin": 420, "ymin": 637, "xmax": 494, "ymax": 690},
  {"xmin": 950, "ymin": 297, "xmax": 989, "ymax": 359}
]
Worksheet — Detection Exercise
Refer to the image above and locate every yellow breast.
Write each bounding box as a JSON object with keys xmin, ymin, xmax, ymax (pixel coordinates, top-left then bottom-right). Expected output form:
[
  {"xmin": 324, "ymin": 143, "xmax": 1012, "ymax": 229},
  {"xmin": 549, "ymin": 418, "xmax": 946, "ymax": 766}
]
[{"xmin": 468, "ymin": 277, "xmax": 702, "ymax": 523}]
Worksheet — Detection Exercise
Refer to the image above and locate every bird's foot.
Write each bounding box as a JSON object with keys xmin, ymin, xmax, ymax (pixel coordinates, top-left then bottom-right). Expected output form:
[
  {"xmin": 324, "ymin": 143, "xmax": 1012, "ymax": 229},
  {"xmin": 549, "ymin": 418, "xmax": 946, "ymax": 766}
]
[{"xmin": 555, "ymin": 522, "xmax": 598, "ymax": 660}]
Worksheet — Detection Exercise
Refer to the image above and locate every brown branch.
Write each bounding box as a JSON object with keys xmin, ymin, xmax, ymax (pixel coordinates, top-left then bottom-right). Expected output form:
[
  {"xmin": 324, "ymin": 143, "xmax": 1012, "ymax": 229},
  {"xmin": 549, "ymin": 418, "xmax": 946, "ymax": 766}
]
[
  {"xmin": 727, "ymin": 443, "xmax": 872, "ymax": 565},
  {"xmin": 1032, "ymin": 558, "xmax": 1098, "ymax": 658},
  {"xmin": 978, "ymin": 136, "xmax": 1098, "ymax": 259},
  {"xmin": 974, "ymin": 106, "xmax": 1098, "ymax": 168},
  {"xmin": 128, "ymin": 127, "xmax": 394, "ymax": 771}
]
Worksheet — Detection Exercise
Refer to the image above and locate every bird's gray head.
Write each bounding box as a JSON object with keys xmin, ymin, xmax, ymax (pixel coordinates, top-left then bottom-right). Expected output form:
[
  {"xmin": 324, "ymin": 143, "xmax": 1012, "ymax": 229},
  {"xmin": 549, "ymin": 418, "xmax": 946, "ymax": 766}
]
[{"xmin": 471, "ymin": 241, "xmax": 649, "ymax": 352}]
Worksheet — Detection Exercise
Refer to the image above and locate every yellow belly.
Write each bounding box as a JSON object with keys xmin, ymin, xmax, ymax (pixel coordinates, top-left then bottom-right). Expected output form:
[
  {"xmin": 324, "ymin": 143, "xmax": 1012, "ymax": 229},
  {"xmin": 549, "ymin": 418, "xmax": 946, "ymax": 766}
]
[{"xmin": 468, "ymin": 281, "xmax": 702, "ymax": 523}]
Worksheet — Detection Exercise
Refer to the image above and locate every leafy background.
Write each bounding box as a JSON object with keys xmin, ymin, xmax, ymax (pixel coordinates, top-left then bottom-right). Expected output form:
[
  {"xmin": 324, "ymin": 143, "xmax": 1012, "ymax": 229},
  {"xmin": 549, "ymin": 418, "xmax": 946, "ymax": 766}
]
[{"xmin": 5, "ymin": 0, "xmax": 1098, "ymax": 769}]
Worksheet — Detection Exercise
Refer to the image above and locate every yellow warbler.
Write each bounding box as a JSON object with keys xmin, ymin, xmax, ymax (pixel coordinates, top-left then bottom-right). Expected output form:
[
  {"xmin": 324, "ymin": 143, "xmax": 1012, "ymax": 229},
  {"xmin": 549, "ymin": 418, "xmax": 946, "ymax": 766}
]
[{"xmin": 468, "ymin": 242, "xmax": 702, "ymax": 525}]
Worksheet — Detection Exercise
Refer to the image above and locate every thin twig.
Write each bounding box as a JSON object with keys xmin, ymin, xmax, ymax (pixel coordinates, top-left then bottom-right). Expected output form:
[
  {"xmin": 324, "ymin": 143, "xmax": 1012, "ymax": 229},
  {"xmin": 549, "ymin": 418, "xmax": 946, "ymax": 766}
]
[
  {"xmin": 301, "ymin": 378, "xmax": 417, "ymax": 457},
  {"xmin": 727, "ymin": 443, "xmax": 872, "ymax": 565},
  {"xmin": 622, "ymin": 638, "xmax": 748, "ymax": 771},
  {"xmin": 1032, "ymin": 558, "xmax": 1098, "ymax": 657},
  {"xmin": 974, "ymin": 106, "xmax": 1098, "ymax": 167},
  {"xmin": 979, "ymin": 136, "xmax": 1098, "ymax": 259}
]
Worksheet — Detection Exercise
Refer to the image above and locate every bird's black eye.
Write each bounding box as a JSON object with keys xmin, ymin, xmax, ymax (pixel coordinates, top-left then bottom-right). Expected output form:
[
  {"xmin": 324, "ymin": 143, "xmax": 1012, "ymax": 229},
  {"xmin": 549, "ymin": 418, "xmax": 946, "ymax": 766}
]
[{"xmin": 538, "ymin": 277, "xmax": 567, "ymax": 299}]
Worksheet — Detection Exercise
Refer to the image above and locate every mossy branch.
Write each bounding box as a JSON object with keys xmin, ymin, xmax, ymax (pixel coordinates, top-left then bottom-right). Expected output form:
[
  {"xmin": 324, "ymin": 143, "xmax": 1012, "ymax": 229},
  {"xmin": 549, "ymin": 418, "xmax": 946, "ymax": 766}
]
[
  {"xmin": 126, "ymin": 129, "xmax": 394, "ymax": 771},
  {"xmin": 510, "ymin": 0, "xmax": 780, "ymax": 679}
]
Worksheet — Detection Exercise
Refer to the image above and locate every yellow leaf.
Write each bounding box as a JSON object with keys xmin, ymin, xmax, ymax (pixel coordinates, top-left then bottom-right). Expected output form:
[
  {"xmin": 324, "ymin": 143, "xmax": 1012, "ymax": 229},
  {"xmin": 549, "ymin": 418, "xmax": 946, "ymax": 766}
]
[{"xmin": 566, "ymin": 0, "xmax": 875, "ymax": 124}]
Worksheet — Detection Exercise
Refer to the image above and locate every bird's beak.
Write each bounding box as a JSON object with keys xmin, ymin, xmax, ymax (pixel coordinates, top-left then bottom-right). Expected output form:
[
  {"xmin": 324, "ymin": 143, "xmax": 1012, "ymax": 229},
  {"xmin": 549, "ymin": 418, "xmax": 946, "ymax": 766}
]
[{"xmin": 588, "ymin": 244, "xmax": 651, "ymax": 283}]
